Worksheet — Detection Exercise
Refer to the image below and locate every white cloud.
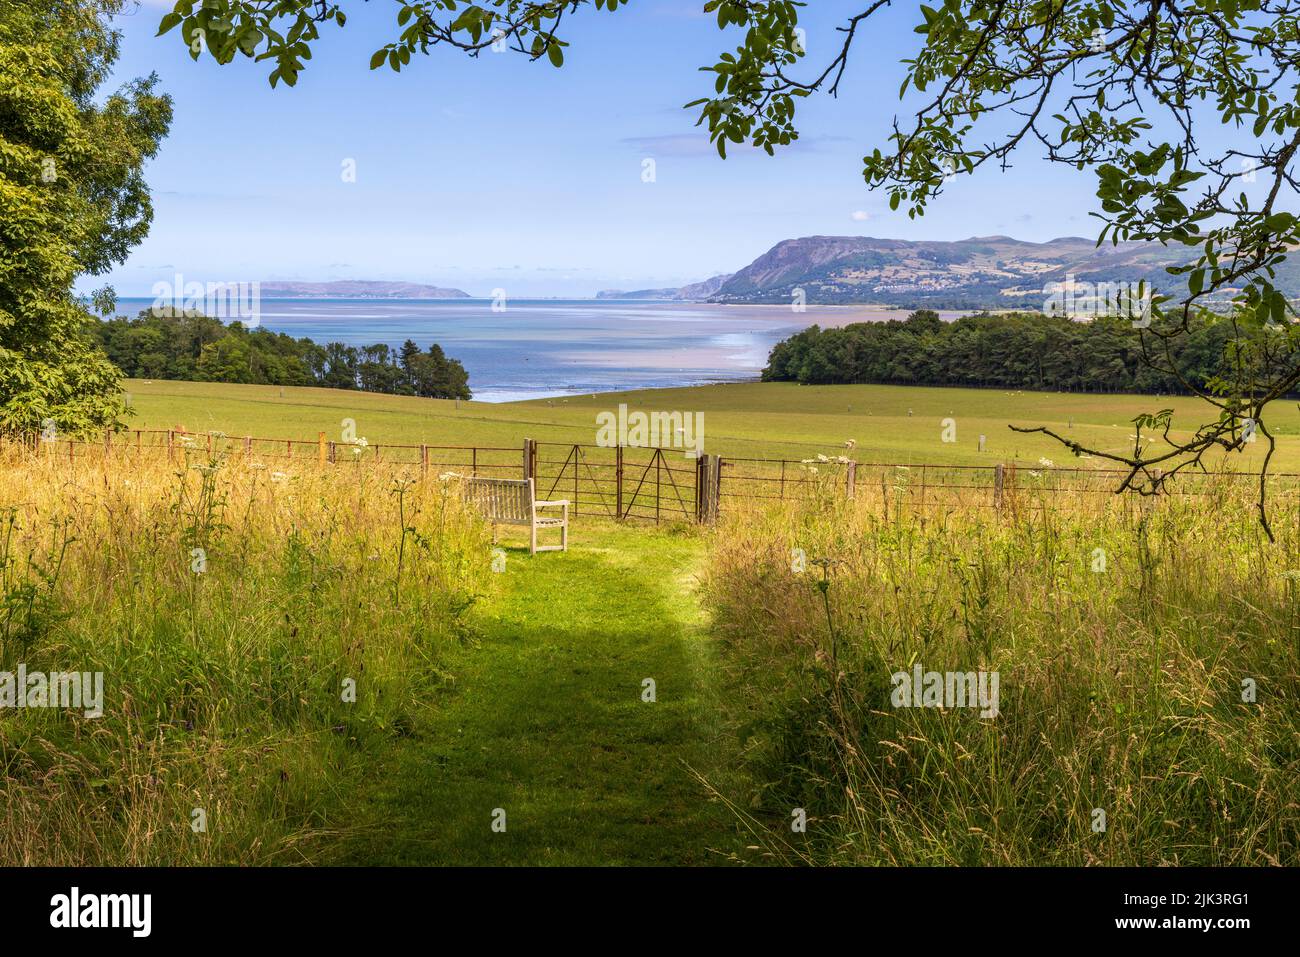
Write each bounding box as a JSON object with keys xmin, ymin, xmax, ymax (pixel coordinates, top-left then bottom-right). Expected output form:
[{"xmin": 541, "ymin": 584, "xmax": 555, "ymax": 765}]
[{"xmin": 851, "ymin": 210, "xmax": 871, "ymax": 222}]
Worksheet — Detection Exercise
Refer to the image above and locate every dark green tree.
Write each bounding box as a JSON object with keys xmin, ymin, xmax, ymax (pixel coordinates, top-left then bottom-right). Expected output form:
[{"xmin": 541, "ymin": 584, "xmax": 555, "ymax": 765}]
[{"xmin": 0, "ymin": 0, "xmax": 171, "ymax": 436}]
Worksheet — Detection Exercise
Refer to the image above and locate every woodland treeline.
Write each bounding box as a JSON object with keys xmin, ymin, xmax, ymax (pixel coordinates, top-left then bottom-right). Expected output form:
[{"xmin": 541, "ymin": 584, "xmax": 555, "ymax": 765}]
[
  {"xmin": 762, "ymin": 310, "xmax": 1271, "ymax": 394},
  {"xmin": 90, "ymin": 310, "xmax": 472, "ymax": 399}
]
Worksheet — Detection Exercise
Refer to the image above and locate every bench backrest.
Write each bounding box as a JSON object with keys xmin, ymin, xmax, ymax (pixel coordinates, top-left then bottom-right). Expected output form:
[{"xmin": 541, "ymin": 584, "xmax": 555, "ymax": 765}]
[{"xmin": 466, "ymin": 477, "xmax": 534, "ymax": 523}]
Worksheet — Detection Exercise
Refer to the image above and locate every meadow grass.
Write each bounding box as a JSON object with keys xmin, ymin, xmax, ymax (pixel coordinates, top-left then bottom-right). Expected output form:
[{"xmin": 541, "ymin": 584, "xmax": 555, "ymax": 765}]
[
  {"xmin": 0, "ymin": 439, "xmax": 491, "ymax": 864},
  {"xmin": 0, "ymin": 438, "xmax": 748, "ymax": 865},
  {"xmin": 701, "ymin": 478, "xmax": 1300, "ymax": 865},
  {"xmin": 5, "ymin": 378, "xmax": 1299, "ymax": 866}
]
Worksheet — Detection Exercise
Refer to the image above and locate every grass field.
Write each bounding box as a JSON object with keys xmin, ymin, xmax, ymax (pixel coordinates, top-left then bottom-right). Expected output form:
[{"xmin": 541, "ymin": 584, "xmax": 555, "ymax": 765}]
[{"xmin": 120, "ymin": 378, "xmax": 1300, "ymax": 471}]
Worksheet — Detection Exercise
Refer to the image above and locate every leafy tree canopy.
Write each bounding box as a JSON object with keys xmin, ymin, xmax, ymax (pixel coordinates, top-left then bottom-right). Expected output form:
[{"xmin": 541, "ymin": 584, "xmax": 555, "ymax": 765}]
[
  {"xmin": 0, "ymin": 0, "xmax": 172, "ymax": 436},
  {"xmin": 92, "ymin": 310, "xmax": 473, "ymax": 399}
]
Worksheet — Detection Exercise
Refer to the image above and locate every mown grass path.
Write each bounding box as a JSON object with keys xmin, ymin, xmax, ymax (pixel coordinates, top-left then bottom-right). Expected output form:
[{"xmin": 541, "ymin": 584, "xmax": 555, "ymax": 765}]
[{"xmin": 339, "ymin": 522, "xmax": 743, "ymax": 865}]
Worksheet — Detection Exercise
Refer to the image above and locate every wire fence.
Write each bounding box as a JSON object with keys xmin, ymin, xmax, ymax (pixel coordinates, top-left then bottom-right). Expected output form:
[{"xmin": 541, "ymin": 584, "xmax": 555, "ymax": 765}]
[{"xmin": 19, "ymin": 428, "xmax": 1300, "ymax": 522}]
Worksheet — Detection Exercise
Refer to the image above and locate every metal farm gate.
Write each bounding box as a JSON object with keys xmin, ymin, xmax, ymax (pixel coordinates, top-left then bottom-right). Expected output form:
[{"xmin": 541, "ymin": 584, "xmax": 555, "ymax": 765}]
[{"xmin": 529, "ymin": 441, "xmax": 712, "ymax": 523}]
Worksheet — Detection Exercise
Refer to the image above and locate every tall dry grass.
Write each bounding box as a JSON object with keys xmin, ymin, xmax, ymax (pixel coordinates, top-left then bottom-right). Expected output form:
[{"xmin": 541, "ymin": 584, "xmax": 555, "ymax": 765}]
[
  {"xmin": 0, "ymin": 439, "xmax": 491, "ymax": 864},
  {"xmin": 703, "ymin": 469, "xmax": 1300, "ymax": 865}
]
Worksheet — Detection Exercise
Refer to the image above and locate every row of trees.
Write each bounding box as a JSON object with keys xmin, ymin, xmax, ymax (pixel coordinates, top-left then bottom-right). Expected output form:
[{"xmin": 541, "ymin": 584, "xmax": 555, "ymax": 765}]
[
  {"xmin": 763, "ymin": 310, "xmax": 1266, "ymax": 395},
  {"xmin": 91, "ymin": 310, "xmax": 471, "ymax": 400}
]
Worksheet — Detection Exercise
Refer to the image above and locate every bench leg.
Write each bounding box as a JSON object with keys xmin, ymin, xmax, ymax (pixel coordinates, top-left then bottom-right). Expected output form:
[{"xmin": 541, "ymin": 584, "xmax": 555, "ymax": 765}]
[
  {"xmin": 561, "ymin": 519, "xmax": 567, "ymax": 552},
  {"xmin": 530, "ymin": 521, "xmax": 537, "ymax": 555}
]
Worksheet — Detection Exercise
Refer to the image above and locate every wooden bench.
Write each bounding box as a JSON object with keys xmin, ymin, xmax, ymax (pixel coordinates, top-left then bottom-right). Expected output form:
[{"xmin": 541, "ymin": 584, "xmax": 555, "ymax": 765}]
[{"xmin": 466, "ymin": 477, "xmax": 568, "ymax": 554}]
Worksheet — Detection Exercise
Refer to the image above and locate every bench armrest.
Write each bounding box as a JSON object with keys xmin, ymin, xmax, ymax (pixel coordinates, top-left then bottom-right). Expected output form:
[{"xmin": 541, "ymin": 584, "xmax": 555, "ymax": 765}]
[{"xmin": 534, "ymin": 499, "xmax": 569, "ymax": 508}]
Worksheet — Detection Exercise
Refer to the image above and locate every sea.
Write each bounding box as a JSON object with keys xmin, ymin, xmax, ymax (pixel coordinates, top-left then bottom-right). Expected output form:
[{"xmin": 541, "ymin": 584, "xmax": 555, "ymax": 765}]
[{"xmin": 110, "ymin": 298, "xmax": 965, "ymax": 403}]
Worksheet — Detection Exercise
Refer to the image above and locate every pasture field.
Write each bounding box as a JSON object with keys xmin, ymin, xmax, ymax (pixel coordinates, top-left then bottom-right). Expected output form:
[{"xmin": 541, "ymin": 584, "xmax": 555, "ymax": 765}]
[{"xmin": 120, "ymin": 378, "xmax": 1300, "ymax": 471}]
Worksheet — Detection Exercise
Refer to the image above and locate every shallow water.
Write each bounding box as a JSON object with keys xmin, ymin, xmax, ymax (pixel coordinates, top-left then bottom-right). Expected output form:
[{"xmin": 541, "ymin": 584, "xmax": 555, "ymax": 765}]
[{"xmin": 111, "ymin": 298, "xmax": 958, "ymax": 402}]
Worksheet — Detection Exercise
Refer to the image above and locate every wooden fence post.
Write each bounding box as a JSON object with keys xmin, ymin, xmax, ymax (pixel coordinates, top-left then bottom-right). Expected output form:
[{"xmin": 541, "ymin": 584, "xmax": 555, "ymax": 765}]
[
  {"xmin": 318, "ymin": 431, "xmax": 326, "ymax": 466},
  {"xmin": 714, "ymin": 454, "xmax": 723, "ymax": 518},
  {"xmin": 656, "ymin": 450, "xmax": 662, "ymax": 524},
  {"xmin": 695, "ymin": 454, "xmax": 706, "ymax": 522},
  {"xmin": 994, "ymin": 463, "xmax": 1005, "ymax": 511},
  {"xmin": 710, "ymin": 454, "xmax": 722, "ymax": 522},
  {"xmin": 845, "ymin": 460, "xmax": 857, "ymax": 500},
  {"xmin": 616, "ymin": 445, "xmax": 624, "ymax": 520},
  {"xmin": 420, "ymin": 444, "xmax": 428, "ymax": 477},
  {"xmin": 522, "ymin": 438, "xmax": 537, "ymax": 482},
  {"xmin": 167, "ymin": 430, "xmax": 175, "ymax": 462},
  {"xmin": 695, "ymin": 454, "xmax": 721, "ymax": 524}
]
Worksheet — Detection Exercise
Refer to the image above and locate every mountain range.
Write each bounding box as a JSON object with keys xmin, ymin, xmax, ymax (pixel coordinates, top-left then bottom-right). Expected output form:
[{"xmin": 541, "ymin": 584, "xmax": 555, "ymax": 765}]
[
  {"xmin": 259, "ymin": 280, "xmax": 470, "ymax": 299},
  {"xmin": 263, "ymin": 235, "xmax": 1300, "ymax": 309},
  {"xmin": 596, "ymin": 274, "xmax": 733, "ymax": 301},
  {"xmin": 605, "ymin": 235, "xmax": 1300, "ymax": 310}
]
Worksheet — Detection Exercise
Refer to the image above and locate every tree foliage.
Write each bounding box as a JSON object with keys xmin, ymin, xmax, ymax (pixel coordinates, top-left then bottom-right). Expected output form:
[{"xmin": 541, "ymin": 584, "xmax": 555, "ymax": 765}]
[
  {"xmin": 92, "ymin": 309, "xmax": 472, "ymax": 399},
  {"xmin": 0, "ymin": 0, "xmax": 171, "ymax": 437},
  {"xmin": 763, "ymin": 309, "xmax": 1277, "ymax": 394},
  {"xmin": 155, "ymin": 0, "xmax": 632, "ymax": 87}
]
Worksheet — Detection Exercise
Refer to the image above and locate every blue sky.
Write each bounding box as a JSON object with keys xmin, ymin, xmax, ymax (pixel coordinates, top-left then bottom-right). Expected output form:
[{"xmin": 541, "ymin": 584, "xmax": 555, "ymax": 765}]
[{"xmin": 94, "ymin": 1, "xmax": 1107, "ymax": 298}]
